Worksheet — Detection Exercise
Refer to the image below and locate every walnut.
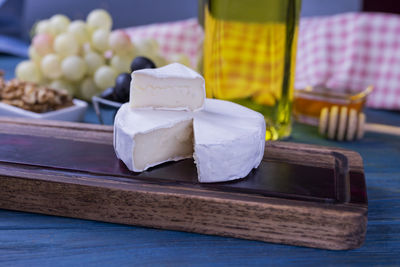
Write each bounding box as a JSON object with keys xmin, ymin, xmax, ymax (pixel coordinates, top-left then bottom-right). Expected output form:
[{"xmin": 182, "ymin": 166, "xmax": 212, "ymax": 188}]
[
  {"xmin": 0, "ymin": 71, "xmax": 5, "ymax": 92},
  {"xmin": 2, "ymin": 87, "xmax": 23, "ymax": 99},
  {"xmin": 21, "ymin": 85, "xmax": 36, "ymax": 104},
  {"xmin": 0, "ymin": 76, "xmax": 73, "ymax": 113},
  {"xmin": 37, "ymin": 87, "xmax": 50, "ymax": 104},
  {"xmin": 3, "ymin": 99, "xmax": 24, "ymax": 108}
]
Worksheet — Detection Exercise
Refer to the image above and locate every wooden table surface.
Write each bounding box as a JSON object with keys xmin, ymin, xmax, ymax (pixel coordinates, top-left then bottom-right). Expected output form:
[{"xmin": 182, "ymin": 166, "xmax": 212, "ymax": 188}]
[{"xmin": 1, "ymin": 56, "xmax": 399, "ymax": 266}]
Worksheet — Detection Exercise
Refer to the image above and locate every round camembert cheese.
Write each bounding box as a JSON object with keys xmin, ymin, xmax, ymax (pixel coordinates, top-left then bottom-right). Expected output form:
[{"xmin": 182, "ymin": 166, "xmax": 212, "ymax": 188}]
[{"xmin": 114, "ymin": 98, "xmax": 266, "ymax": 183}]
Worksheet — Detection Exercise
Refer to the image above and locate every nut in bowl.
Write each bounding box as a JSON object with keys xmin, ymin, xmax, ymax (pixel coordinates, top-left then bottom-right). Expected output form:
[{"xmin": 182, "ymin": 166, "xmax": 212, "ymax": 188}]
[{"xmin": 0, "ymin": 74, "xmax": 87, "ymax": 122}]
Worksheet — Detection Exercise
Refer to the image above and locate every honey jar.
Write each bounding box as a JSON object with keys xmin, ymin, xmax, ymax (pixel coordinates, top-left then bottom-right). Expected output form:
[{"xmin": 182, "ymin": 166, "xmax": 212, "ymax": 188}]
[{"xmin": 293, "ymin": 85, "xmax": 373, "ymax": 126}]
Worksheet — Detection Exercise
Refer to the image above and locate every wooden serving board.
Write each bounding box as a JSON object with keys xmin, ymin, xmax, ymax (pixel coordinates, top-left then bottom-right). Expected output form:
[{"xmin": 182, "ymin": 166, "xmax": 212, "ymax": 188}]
[{"xmin": 0, "ymin": 117, "xmax": 367, "ymax": 250}]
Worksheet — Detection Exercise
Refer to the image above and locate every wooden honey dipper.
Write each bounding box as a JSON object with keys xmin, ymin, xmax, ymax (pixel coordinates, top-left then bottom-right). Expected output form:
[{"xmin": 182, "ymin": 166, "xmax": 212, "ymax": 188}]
[{"xmin": 319, "ymin": 106, "xmax": 400, "ymax": 141}]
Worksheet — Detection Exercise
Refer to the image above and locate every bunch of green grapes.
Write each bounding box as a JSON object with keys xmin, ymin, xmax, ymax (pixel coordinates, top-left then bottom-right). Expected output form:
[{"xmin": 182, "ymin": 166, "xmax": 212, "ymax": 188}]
[
  {"xmin": 16, "ymin": 9, "xmax": 193, "ymax": 101},
  {"xmin": 16, "ymin": 10, "xmax": 135, "ymax": 100}
]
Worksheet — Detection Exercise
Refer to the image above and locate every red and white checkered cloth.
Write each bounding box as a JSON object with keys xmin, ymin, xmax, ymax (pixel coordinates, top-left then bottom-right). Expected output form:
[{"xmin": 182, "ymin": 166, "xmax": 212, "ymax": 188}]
[
  {"xmin": 296, "ymin": 12, "xmax": 400, "ymax": 110},
  {"xmin": 125, "ymin": 13, "xmax": 400, "ymax": 110},
  {"xmin": 125, "ymin": 19, "xmax": 203, "ymax": 68}
]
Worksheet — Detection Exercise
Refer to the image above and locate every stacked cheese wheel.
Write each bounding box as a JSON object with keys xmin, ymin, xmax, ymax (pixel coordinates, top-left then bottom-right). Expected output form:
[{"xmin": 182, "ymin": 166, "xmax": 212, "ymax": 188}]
[{"xmin": 114, "ymin": 63, "xmax": 266, "ymax": 183}]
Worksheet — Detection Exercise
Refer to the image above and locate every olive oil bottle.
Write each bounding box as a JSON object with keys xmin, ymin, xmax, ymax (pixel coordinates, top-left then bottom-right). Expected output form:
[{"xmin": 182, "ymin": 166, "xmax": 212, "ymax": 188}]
[{"xmin": 201, "ymin": 0, "xmax": 301, "ymax": 140}]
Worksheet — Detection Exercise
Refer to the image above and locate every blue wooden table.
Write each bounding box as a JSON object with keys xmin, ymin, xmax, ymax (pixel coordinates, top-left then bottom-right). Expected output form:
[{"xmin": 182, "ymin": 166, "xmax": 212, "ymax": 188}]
[{"xmin": 1, "ymin": 56, "xmax": 399, "ymax": 266}]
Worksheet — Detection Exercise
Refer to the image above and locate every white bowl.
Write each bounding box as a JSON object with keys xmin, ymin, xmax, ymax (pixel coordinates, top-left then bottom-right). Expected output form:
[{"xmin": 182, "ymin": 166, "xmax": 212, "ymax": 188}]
[{"xmin": 0, "ymin": 99, "xmax": 88, "ymax": 122}]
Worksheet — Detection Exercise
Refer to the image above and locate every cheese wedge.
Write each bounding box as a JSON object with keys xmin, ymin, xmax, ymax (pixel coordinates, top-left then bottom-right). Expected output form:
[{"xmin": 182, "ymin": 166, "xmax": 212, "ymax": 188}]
[
  {"xmin": 130, "ymin": 63, "xmax": 206, "ymax": 111},
  {"xmin": 193, "ymin": 99, "xmax": 266, "ymax": 182},
  {"xmin": 114, "ymin": 99, "xmax": 266, "ymax": 182},
  {"xmin": 113, "ymin": 105, "xmax": 193, "ymax": 172}
]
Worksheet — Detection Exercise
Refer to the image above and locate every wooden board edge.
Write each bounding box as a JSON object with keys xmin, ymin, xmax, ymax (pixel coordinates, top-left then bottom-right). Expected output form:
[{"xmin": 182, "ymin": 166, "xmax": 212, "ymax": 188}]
[
  {"xmin": 269, "ymin": 141, "xmax": 364, "ymax": 172},
  {"xmin": 0, "ymin": 165, "xmax": 367, "ymax": 250},
  {"xmin": 0, "ymin": 116, "xmax": 113, "ymax": 132}
]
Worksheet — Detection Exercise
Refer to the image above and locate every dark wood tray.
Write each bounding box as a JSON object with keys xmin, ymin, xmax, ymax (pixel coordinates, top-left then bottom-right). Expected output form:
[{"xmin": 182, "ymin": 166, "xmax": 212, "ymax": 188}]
[{"xmin": 0, "ymin": 117, "xmax": 367, "ymax": 250}]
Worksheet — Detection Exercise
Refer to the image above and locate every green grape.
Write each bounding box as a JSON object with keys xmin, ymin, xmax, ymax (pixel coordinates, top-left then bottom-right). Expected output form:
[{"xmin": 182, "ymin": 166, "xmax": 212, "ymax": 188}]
[
  {"xmin": 91, "ymin": 29, "xmax": 110, "ymax": 52},
  {"xmin": 124, "ymin": 44, "xmax": 137, "ymax": 59},
  {"xmin": 28, "ymin": 46, "xmax": 42, "ymax": 65},
  {"xmin": 168, "ymin": 53, "xmax": 192, "ymax": 68},
  {"xmin": 68, "ymin": 20, "xmax": 89, "ymax": 44},
  {"xmin": 80, "ymin": 77, "xmax": 100, "ymax": 101},
  {"xmin": 54, "ymin": 33, "xmax": 79, "ymax": 56},
  {"xmin": 84, "ymin": 51, "xmax": 105, "ymax": 75},
  {"xmin": 41, "ymin": 54, "xmax": 62, "ymax": 79},
  {"xmin": 94, "ymin": 65, "xmax": 116, "ymax": 89},
  {"xmin": 109, "ymin": 30, "xmax": 132, "ymax": 53},
  {"xmin": 110, "ymin": 54, "xmax": 131, "ymax": 73},
  {"xmin": 32, "ymin": 33, "xmax": 54, "ymax": 56},
  {"xmin": 134, "ymin": 38, "xmax": 160, "ymax": 56},
  {"xmin": 133, "ymin": 39, "xmax": 167, "ymax": 67},
  {"xmin": 87, "ymin": 9, "xmax": 112, "ymax": 31},
  {"xmin": 15, "ymin": 60, "xmax": 42, "ymax": 83},
  {"xmin": 61, "ymin": 55, "xmax": 87, "ymax": 81},
  {"xmin": 82, "ymin": 42, "xmax": 94, "ymax": 54},
  {"xmin": 49, "ymin": 79, "xmax": 76, "ymax": 96},
  {"xmin": 147, "ymin": 53, "xmax": 168, "ymax": 67},
  {"xmin": 49, "ymin": 14, "xmax": 70, "ymax": 35},
  {"xmin": 35, "ymin": 20, "xmax": 53, "ymax": 35}
]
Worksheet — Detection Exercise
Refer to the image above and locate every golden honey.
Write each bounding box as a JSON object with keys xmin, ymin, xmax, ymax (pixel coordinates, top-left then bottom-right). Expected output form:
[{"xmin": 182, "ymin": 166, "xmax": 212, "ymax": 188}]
[{"xmin": 293, "ymin": 86, "xmax": 372, "ymax": 126}]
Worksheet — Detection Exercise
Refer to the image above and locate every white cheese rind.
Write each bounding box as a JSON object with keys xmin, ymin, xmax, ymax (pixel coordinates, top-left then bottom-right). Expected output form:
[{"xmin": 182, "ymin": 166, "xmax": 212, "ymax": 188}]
[
  {"xmin": 193, "ymin": 99, "xmax": 266, "ymax": 182},
  {"xmin": 130, "ymin": 63, "xmax": 205, "ymax": 111},
  {"xmin": 114, "ymin": 99, "xmax": 266, "ymax": 182}
]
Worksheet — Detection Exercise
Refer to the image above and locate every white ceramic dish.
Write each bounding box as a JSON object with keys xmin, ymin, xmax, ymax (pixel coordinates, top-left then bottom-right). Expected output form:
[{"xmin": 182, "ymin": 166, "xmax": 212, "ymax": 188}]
[{"xmin": 0, "ymin": 99, "xmax": 88, "ymax": 122}]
